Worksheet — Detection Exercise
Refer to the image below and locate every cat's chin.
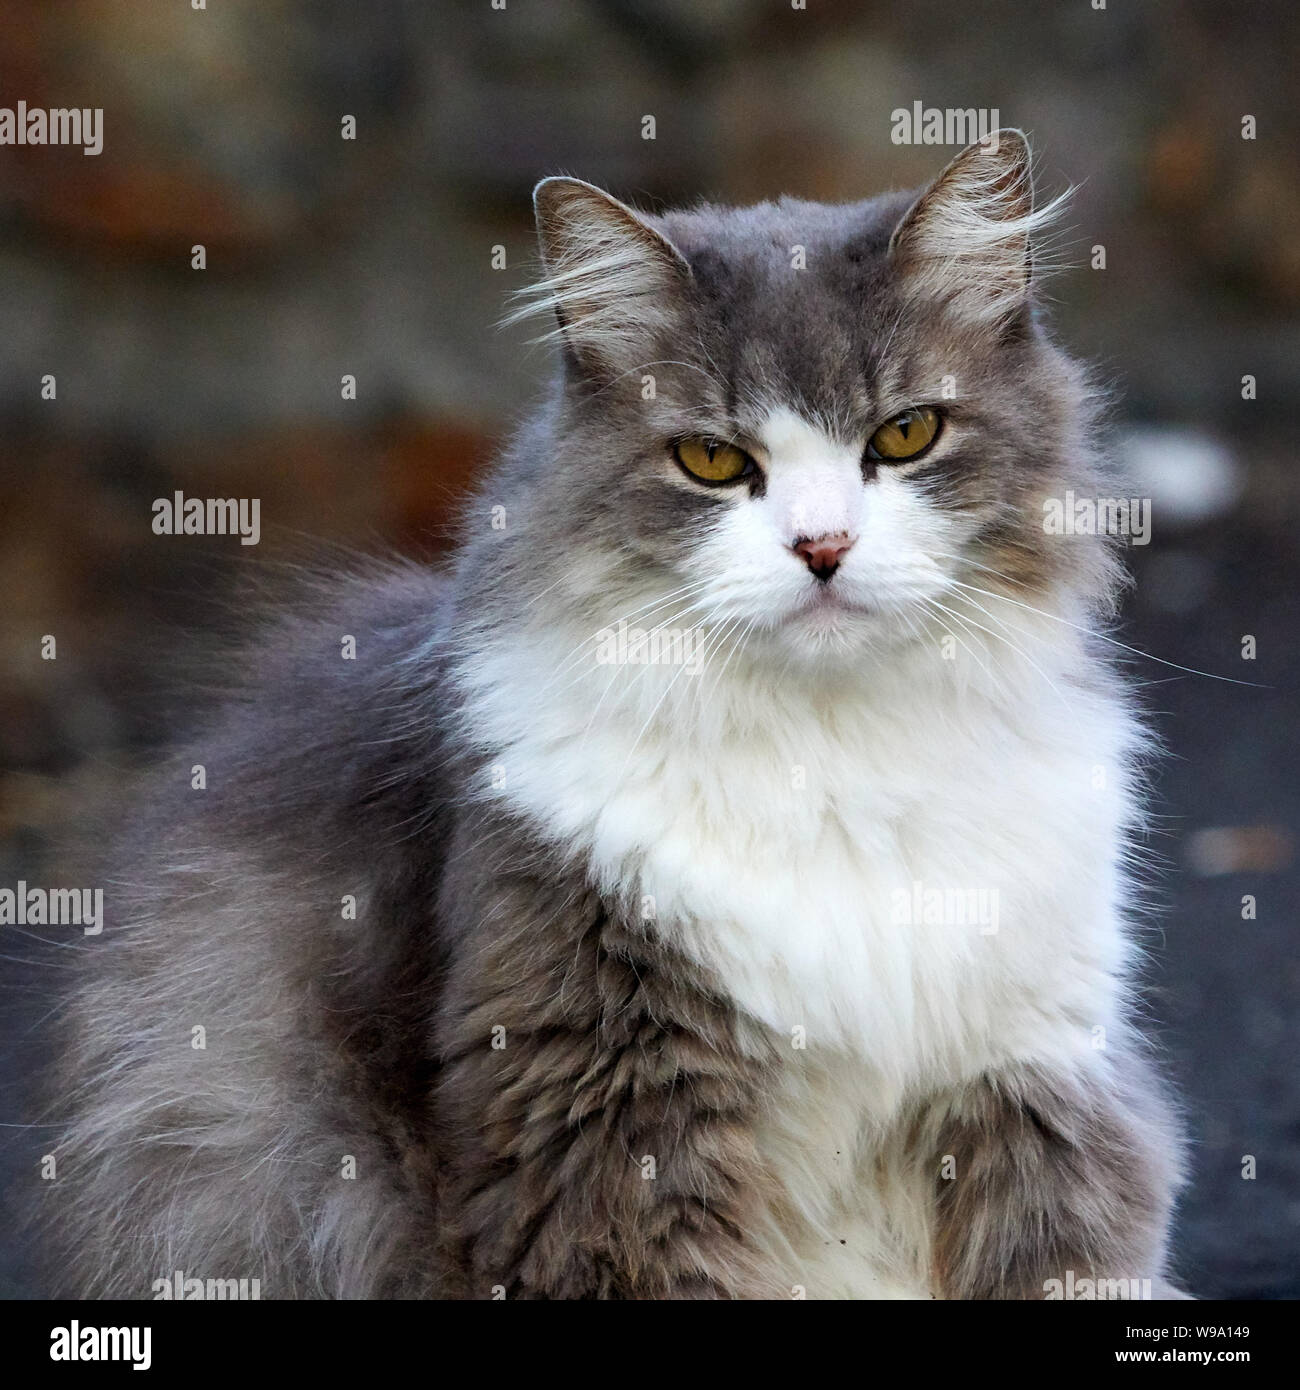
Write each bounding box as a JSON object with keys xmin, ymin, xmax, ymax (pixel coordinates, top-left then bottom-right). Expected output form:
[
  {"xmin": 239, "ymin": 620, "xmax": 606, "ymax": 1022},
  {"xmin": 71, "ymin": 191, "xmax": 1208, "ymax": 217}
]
[{"xmin": 770, "ymin": 596, "xmax": 903, "ymax": 662}]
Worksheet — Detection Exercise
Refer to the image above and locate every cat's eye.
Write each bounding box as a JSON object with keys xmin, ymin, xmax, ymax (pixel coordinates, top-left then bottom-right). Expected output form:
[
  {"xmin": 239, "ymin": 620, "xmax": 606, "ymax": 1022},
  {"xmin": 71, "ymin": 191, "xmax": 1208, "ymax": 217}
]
[
  {"xmin": 673, "ymin": 437, "xmax": 756, "ymax": 485},
  {"xmin": 866, "ymin": 407, "xmax": 942, "ymax": 462}
]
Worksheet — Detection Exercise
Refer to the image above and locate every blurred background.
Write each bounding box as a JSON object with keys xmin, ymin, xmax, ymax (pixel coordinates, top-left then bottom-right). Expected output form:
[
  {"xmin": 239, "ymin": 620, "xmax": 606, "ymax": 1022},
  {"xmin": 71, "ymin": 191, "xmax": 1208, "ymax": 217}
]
[{"xmin": 1, "ymin": 0, "xmax": 1296, "ymax": 1298}]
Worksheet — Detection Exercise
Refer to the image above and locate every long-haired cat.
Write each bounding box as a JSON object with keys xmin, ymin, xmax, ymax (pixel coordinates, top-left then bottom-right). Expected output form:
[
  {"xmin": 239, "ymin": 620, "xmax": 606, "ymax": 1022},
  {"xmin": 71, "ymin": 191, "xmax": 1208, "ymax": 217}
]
[{"xmin": 44, "ymin": 130, "xmax": 1187, "ymax": 1299}]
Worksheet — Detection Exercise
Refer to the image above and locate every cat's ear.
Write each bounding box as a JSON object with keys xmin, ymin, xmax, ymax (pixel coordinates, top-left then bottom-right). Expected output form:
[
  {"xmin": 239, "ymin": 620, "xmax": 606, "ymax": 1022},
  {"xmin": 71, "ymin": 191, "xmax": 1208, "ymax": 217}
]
[
  {"xmin": 889, "ymin": 129, "xmax": 1056, "ymax": 326},
  {"xmin": 523, "ymin": 177, "xmax": 692, "ymax": 372}
]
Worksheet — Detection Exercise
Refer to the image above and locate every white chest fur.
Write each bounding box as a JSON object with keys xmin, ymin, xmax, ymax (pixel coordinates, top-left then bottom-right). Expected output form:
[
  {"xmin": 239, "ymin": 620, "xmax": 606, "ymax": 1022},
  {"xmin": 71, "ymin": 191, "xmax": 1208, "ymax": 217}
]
[
  {"xmin": 458, "ymin": 615, "xmax": 1143, "ymax": 1295},
  {"xmin": 463, "ymin": 617, "xmax": 1136, "ymax": 1077}
]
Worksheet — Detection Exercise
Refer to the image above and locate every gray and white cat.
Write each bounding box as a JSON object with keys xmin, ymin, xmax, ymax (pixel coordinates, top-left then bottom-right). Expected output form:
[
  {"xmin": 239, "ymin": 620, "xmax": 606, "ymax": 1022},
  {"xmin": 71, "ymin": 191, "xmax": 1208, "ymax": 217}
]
[{"xmin": 46, "ymin": 131, "xmax": 1187, "ymax": 1299}]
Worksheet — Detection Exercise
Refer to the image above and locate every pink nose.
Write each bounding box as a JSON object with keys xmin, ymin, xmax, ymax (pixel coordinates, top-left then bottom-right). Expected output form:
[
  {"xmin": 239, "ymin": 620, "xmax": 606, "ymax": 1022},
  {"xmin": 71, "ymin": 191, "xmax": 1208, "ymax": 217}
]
[{"xmin": 792, "ymin": 533, "xmax": 855, "ymax": 581}]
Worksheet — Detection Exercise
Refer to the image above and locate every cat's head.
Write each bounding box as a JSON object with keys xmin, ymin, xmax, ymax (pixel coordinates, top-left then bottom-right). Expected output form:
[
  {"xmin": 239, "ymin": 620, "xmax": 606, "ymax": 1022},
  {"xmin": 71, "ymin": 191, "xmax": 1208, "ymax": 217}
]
[{"xmin": 498, "ymin": 131, "xmax": 1115, "ymax": 669}]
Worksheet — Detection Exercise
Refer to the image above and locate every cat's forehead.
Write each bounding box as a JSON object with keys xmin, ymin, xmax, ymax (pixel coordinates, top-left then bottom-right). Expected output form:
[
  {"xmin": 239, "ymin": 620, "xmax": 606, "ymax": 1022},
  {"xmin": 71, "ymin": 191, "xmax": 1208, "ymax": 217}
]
[{"xmin": 648, "ymin": 191, "xmax": 920, "ymax": 432}]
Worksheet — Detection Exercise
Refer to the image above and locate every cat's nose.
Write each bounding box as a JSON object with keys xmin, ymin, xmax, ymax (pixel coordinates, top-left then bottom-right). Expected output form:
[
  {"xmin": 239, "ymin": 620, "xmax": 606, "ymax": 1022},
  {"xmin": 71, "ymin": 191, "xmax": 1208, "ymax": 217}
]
[{"xmin": 792, "ymin": 533, "xmax": 856, "ymax": 582}]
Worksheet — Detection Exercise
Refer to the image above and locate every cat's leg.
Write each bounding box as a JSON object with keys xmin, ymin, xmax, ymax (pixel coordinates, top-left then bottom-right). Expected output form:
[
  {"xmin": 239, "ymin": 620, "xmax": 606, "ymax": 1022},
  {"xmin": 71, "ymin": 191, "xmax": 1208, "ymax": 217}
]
[
  {"xmin": 432, "ymin": 825, "xmax": 786, "ymax": 1299},
  {"xmin": 924, "ymin": 1050, "xmax": 1188, "ymax": 1300}
]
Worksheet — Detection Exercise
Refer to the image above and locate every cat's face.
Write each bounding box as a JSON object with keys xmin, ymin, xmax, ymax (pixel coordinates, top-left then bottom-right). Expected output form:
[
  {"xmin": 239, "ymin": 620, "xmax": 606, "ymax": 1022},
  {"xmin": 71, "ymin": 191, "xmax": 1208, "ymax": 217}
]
[{"xmin": 511, "ymin": 132, "xmax": 1109, "ymax": 666}]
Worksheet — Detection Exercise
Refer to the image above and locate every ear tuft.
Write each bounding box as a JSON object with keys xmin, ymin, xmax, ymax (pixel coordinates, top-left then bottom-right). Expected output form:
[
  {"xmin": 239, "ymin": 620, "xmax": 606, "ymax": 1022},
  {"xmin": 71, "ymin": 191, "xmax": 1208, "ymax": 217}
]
[
  {"xmin": 505, "ymin": 177, "xmax": 691, "ymax": 368},
  {"xmin": 889, "ymin": 129, "xmax": 1065, "ymax": 325}
]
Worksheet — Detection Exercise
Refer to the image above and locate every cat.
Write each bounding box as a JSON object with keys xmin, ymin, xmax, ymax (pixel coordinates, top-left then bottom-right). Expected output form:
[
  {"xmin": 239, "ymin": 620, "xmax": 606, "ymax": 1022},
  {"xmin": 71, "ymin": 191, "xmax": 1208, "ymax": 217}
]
[{"xmin": 43, "ymin": 129, "xmax": 1187, "ymax": 1299}]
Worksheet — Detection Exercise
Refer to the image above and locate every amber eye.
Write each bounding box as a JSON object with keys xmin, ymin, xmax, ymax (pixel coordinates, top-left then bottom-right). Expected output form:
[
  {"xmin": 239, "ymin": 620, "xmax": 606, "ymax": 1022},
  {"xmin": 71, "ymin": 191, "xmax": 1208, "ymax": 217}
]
[
  {"xmin": 673, "ymin": 437, "xmax": 755, "ymax": 485},
  {"xmin": 866, "ymin": 407, "xmax": 942, "ymax": 462}
]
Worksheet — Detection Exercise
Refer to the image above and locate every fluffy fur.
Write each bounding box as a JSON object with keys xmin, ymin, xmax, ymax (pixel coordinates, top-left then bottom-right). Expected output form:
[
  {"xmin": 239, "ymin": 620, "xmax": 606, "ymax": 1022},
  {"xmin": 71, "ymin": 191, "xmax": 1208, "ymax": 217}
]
[{"xmin": 41, "ymin": 131, "xmax": 1187, "ymax": 1299}]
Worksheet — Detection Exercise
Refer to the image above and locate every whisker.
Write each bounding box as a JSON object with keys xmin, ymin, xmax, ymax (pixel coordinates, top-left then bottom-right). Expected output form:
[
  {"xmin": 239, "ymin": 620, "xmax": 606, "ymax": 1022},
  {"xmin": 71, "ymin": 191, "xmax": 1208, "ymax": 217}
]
[
  {"xmin": 916, "ymin": 595, "xmax": 1002, "ymax": 691},
  {"xmin": 945, "ymin": 579, "xmax": 1267, "ymax": 688},
  {"xmin": 926, "ymin": 593, "xmax": 1075, "ymax": 713}
]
